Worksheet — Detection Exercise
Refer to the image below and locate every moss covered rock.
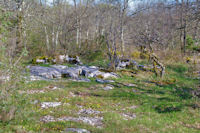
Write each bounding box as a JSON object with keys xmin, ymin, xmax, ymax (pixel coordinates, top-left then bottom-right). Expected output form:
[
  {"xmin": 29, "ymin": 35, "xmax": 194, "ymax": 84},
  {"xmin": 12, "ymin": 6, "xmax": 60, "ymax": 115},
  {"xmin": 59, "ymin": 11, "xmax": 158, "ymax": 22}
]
[{"xmin": 32, "ymin": 56, "xmax": 54, "ymax": 64}]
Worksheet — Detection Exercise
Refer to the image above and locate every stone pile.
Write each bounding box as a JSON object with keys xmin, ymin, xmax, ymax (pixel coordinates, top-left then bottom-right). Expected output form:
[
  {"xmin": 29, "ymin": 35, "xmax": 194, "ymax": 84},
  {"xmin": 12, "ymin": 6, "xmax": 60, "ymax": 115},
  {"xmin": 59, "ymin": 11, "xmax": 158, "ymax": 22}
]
[
  {"xmin": 116, "ymin": 58, "xmax": 157, "ymax": 72},
  {"xmin": 57, "ymin": 55, "xmax": 83, "ymax": 65},
  {"xmin": 116, "ymin": 59, "xmax": 138, "ymax": 70},
  {"xmin": 33, "ymin": 55, "xmax": 83, "ymax": 65},
  {"xmin": 40, "ymin": 115, "xmax": 103, "ymax": 127}
]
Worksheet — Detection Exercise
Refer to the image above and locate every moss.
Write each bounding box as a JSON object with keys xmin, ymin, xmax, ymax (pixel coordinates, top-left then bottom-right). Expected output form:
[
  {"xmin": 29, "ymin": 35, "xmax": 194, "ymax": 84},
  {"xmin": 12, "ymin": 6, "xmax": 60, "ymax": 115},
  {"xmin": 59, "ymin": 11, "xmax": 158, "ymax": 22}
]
[
  {"xmin": 151, "ymin": 79, "xmax": 176, "ymax": 86},
  {"xmin": 96, "ymin": 74, "xmax": 104, "ymax": 79},
  {"xmin": 32, "ymin": 56, "xmax": 54, "ymax": 64},
  {"xmin": 131, "ymin": 51, "xmax": 141, "ymax": 59},
  {"xmin": 140, "ymin": 53, "xmax": 149, "ymax": 59},
  {"xmin": 126, "ymin": 62, "xmax": 138, "ymax": 70},
  {"xmin": 118, "ymin": 69, "xmax": 137, "ymax": 77},
  {"xmin": 47, "ymin": 57, "xmax": 53, "ymax": 63},
  {"xmin": 68, "ymin": 55, "xmax": 77, "ymax": 58}
]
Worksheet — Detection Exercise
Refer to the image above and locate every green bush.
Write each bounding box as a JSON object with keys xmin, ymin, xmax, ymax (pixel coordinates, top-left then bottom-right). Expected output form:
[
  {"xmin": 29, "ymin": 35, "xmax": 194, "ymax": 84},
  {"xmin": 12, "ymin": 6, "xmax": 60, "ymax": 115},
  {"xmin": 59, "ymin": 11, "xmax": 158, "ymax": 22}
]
[
  {"xmin": 155, "ymin": 102, "xmax": 183, "ymax": 113},
  {"xmin": 84, "ymin": 50, "xmax": 105, "ymax": 62},
  {"xmin": 192, "ymin": 45, "xmax": 200, "ymax": 52},
  {"xmin": 131, "ymin": 51, "xmax": 141, "ymax": 59},
  {"xmin": 186, "ymin": 36, "xmax": 195, "ymax": 47},
  {"xmin": 186, "ymin": 35, "xmax": 200, "ymax": 51}
]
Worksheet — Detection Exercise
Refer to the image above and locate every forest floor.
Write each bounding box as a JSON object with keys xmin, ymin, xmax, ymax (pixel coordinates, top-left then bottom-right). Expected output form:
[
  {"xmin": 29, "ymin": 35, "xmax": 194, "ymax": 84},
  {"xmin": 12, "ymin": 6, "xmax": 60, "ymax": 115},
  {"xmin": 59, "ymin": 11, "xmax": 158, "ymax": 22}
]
[{"xmin": 0, "ymin": 62, "xmax": 200, "ymax": 133}]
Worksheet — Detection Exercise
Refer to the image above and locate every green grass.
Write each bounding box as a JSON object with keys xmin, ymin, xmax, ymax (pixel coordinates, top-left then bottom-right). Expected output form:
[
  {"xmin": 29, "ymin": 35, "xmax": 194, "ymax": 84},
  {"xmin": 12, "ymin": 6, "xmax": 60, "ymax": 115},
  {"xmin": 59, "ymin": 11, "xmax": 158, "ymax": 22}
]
[{"xmin": 0, "ymin": 63, "xmax": 199, "ymax": 133}]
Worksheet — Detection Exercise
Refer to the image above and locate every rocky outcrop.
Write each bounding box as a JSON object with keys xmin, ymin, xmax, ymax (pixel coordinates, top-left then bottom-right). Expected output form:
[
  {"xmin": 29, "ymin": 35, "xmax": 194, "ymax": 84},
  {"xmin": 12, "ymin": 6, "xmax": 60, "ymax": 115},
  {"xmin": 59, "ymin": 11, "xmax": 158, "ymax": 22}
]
[
  {"xmin": 30, "ymin": 66, "xmax": 62, "ymax": 79},
  {"xmin": 102, "ymin": 85, "xmax": 114, "ymax": 90},
  {"xmin": 116, "ymin": 58, "xmax": 158, "ymax": 72},
  {"xmin": 32, "ymin": 55, "xmax": 83, "ymax": 65},
  {"xmin": 29, "ymin": 65, "xmax": 119, "ymax": 81},
  {"xmin": 40, "ymin": 115, "xmax": 103, "ymax": 127},
  {"xmin": 41, "ymin": 102, "xmax": 62, "ymax": 109},
  {"xmin": 121, "ymin": 113, "xmax": 136, "ymax": 120},
  {"xmin": 80, "ymin": 66, "xmax": 118, "ymax": 79},
  {"xmin": 50, "ymin": 65, "xmax": 68, "ymax": 69},
  {"xmin": 95, "ymin": 79, "xmax": 115, "ymax": 84},
  {"xmin": 61, "ymin": 67, "xmax": 82, "ymax": 79},
  {"xmin": 116, "ymin": 59, "xmax": 138, "ymax": 70},
  {"xmin": 64, "ymin": 128, "xmax": 90, "ymax": 133},
  {"xmin": 57, "ymin": 55, "xmax": 83, "ymax": 65},
  {"xmin": 78, "ymin": 108, "xmax": 101, "ymax": 115},
  {"xmin": 32, "ymin": 56, "xmax": 54, "ymax": 64}
]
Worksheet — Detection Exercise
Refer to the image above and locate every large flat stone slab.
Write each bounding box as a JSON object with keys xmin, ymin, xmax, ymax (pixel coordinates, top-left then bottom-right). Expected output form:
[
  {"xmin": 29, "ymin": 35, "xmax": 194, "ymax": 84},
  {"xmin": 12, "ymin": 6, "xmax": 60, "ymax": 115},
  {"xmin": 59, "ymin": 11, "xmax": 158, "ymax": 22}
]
[
  {"xmin": 64, "ymin": 128, "xmax": 90, "ymax": 133},
  {"xmin": 40, "ymin": 115, "xmax": 103, "ymax": 127},
  {"xmin": 30, "ymin": 66, "xmax": 62, "ymax": 79}
]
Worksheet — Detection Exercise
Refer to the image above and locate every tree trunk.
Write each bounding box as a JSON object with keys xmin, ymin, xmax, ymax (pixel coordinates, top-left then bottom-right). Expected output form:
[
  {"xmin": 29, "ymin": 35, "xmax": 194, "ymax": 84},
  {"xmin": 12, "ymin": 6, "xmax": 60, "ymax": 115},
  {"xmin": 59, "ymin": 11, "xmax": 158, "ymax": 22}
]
[{"xmin": 44, "ymin": 26, "xmax": 50, "ymax": 51}]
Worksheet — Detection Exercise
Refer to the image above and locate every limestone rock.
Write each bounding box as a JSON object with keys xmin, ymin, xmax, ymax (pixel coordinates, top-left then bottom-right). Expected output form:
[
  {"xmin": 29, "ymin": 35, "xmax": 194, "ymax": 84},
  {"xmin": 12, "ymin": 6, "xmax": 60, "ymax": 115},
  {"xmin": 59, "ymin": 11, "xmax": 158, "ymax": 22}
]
[
  {"xmin": 96, "ymin": 78, "xmax": 115, "ymax": 84},
  {"xmin": 116, "ymin": 59, "xmax": 138, "ymax": 70},
  {"xmin": 0, "ymin": 75, "xmax": 10, "ymax": 81},
  {"xmin": 41, "ymin": 115, "xmax": 103, "ymax": 127},
  {"xmin": 51, "ymin": 65, "xmax": 68, "ymax": 70},
  {"xmin": 30, "ymin": 66, "xmax": 62, "ymax": 79},
  {"xmin": 41, "ymin": 102, "xmax": 62, "ymax": 109},
  {"xmin": 121, "ymin": 113, "xmax": 136, "ymax": 120},
  {"xmin": 64, "ymin": 128, "xmax": 90, "ymax": 133},
  {"xmin": 61, "ymin": 67, "xmax": 82, "ymax": 79},
  {"xmin": 29, "ymin": 75, "xmax": 47, "ymax": 81},
  {"xmin": 102, "ymin": 85, "xmax": 114, "ymax": 91},
  {"xmin": 80, "ymin": 66, "xmax": 118, "ymax": 79},
  {"xmin": 57, "ymin": 55, "xmax": 83, "ymax": 65},
  {"xmin": 69, "ymin": 78, "xmax": 91, "ymax": 82},
  {"xmin": 78, "ymin": 108, "xmax": 101, "ymax": 115},
  {"xmin": 28, "ymin": 65, "xmax": 118, "ymax": 81},
  {"xmin": 36, "ymin": 59, "xmax": 46, "ymax": 63}
]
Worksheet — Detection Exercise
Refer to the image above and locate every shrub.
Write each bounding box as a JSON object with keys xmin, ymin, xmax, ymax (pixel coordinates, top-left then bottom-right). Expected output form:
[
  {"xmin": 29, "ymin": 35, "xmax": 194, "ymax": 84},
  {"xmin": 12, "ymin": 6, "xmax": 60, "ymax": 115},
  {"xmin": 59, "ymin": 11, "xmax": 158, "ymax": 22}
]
[
  {"xmin": 155, "ymin": 102, "xmax": 182, "ymax": 113},
  {"xmin": 186, "ymin": 36, "xmax": 195, "ymax": 47},
  {"xmin": 192, "ymin": 45, "xmax": 200, "ymax": 52},
  {"xmin": 186, "ymin": 35, "xmax": 200, "ymax": 52},
  {"xmin": 0, "ymin": 48, "xmax": 26, "ymax": 123},
  {"xmin": 140, "ymin": 53, "xmax": 149, "ymax": 59},
  {"xmin": 83, "ymin": 50, "xmax": 105, "ymax": 62},
  {"xmin": 131, "ymin": 51, "xmax": 141, "ymax": 59}
]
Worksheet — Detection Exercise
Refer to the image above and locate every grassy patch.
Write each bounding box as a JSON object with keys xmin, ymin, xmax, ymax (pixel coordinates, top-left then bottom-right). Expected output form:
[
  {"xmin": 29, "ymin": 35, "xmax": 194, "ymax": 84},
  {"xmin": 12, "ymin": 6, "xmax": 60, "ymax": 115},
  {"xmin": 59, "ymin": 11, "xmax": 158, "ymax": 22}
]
[{"xmin": 0, "ymin": 62, "xmax": 200, "ymax": 133}]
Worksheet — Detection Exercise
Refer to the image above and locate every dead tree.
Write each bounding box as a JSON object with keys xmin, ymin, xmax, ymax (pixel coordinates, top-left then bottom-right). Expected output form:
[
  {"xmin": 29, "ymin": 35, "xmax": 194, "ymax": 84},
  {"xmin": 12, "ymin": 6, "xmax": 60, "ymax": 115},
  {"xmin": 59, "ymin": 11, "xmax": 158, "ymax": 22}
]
[{"xmin": 141, "ymin": 46, "xmax": 165, "ymax": 78}]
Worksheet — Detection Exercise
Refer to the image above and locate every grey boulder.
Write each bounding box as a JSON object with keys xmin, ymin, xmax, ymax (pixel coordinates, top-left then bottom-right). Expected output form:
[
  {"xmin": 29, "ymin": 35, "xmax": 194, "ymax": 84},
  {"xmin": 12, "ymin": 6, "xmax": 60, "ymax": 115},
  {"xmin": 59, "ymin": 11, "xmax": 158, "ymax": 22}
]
[
  {"xmin": 64, "ymin": 128, "xmax": 90, "ymax": 133},
  {"xmin": 116, "ymin": 59, "xmax": 138, "ymax": 70},
  {"xmin": 61, "ymin": 67, "xmax": 82, "ymax": 79},
  {"xmin": 50, "ymin": 65, "xmax": 68, "ymax": 70},
  {"xmin": 103, "ymin": 85, "xmax": 114, "ymax": 90},
  {"xmin": 96, "ymin": 78, "xmax": 115, "ymax": 84},
  {"xmin": 30, "ymin": 66, "xmax": 62, "ymax": 79}
]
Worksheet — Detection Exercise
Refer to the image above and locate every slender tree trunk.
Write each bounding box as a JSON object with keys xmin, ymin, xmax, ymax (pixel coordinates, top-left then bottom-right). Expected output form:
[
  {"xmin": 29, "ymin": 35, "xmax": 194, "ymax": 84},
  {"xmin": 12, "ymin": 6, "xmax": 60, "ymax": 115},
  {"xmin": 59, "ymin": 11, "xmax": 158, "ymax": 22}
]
[
  {"xmin": 73, "ymin": 0, "xmax": 79, "ymax": 47},
  {"xmin": 183, "ymin": 0, "xmax": 189, "ymax": 55},
  {"xmin": 44, "ymin": 26, "xmax": 50, "ymax": 51},
  {"xmin": 52, "ymin": 26, "xmax": 55, "ymax": 49},
  {"xmin": 86, "ymin": 30, "xmax": 89, "ymax": 40},
  {"xmin": 180, "ymin": 0, "xmax": 184, "ymax": 53},
  {"xmin": 183, "ymin": 19, "xmax": 187, "ymax": 55},
  {"xmin": 121, "ymin": 27, "xmax": 125, "ymax": 54},
  {"xmin": 79, "ymin": 20, "xmax": 82, "ymax": 49},
  {"xmin": 16, "ymin": 1, "xmax": 23, "ymax": 53},
  {"xmin": 55, "ymin": 30, "xmax": 59, "ymax": 49},
  {"xmin": 76, "ymin": 25, "xmax": 79, "ymax": 47}
]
